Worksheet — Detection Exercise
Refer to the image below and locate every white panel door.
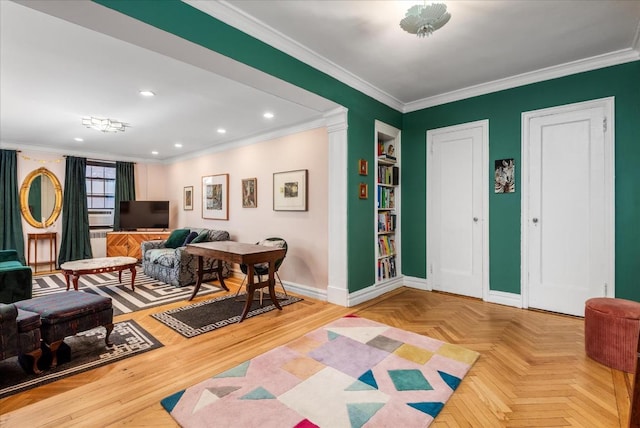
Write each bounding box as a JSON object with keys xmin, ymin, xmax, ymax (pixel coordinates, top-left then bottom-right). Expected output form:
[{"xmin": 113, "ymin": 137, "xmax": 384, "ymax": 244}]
[
  {"xmin": 427, "ymin": 121, "xmax": 486, "ymax": 299},
  {"xmin": 524, "ymin": 100, "xmax": 613, "ymax": 316}
]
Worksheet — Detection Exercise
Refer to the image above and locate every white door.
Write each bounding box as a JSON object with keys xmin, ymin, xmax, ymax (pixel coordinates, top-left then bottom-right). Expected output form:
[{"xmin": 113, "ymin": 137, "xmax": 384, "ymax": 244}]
[
  {"xmin": 523, "ymin": 98, "xmax": 614, "ymax": 317},
  {"xmin": 427, "ymin": 120, "xmax": 488, "ymax": 299}
]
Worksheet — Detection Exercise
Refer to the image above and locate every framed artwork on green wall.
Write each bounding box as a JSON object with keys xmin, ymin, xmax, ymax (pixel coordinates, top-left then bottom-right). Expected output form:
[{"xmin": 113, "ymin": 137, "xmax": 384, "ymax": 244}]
[{"xmin": 495, "ymin": 159, "xmax": 515, "ymax": 193}]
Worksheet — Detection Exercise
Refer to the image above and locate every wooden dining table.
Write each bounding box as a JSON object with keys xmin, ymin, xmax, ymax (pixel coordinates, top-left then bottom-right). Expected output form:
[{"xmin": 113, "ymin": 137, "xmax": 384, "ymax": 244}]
[{"xmin": 185, "ymin": 241, "xmax": 287, "ymax": 322}]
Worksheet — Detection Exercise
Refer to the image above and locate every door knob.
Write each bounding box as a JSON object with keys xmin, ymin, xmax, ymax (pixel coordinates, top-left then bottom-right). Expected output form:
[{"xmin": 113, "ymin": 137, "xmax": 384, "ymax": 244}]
[
  {"xmin": 532, "ymin": 218, "xmax": 539, "ymax": 223},
  {"xmin": 473, "ymin": 217, "xmax": 478, "ymax": 222}
]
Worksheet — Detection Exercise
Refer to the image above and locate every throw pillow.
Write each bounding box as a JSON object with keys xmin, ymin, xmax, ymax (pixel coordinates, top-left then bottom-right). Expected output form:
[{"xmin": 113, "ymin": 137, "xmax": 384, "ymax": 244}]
[
  {"xmin": 190, "ymin": 230, "xmax": 210, "ymax": 244},
  {"xmin": 165, "ymin": 228, "xmax": 191, "ymax": 249},
  {"xmin": 182, "ymin": 231, "xmax": 199, "ymax": 246}
]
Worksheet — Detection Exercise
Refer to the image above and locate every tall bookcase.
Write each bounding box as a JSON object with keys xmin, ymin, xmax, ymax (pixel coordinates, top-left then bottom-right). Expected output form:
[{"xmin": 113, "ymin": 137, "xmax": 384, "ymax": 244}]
[{"xmin": 374, "ymin": 121, "xmax": 400, "ymax": 283}]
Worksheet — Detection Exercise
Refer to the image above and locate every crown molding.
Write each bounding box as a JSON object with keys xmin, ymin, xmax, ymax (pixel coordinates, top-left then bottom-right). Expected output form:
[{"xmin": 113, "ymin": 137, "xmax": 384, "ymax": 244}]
[
  {"xmin": 403, "ymin": 48, "xmax": 640, "ymax": 113},
  {"xmin": 0, "ymin": 141, "xmax": 161, "ymax": 164},
  {"xmin": 163, "ymin": 116, "xmax": 328, "ymax": 164},
  {"xmin": 183, "ymin": 0, "xmax": 404, "ymax": 112}
]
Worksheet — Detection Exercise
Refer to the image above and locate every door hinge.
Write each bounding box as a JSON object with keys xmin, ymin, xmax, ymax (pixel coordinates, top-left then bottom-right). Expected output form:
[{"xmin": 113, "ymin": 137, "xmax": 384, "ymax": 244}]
[
  {"xmin": 604, "ymin": 283, "xmax": 608, "ymax": 296},
  {"xmin": 430, "ymin": 142, "xmax": 434, "ymax": 155},
  {"xmin": 603, "ymin": 117, "xmax": 607, "ymax": 133},
  {"xmin": 429, "ymin": 264, "xmax": 433, "ymax": 274}
]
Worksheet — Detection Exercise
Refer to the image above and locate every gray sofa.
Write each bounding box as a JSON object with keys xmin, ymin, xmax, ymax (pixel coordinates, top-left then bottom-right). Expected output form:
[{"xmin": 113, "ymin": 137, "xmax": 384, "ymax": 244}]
[{"xmin": 141, "ymin": 228, "xmax": 230, "ymax": 287}]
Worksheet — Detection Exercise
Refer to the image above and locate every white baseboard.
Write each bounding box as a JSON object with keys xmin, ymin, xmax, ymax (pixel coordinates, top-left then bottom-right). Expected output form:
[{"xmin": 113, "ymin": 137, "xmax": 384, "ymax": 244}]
[
  {"xmin": 486, "ymin": 290, "xmax": 522, "ymax": 308},
  {"xmin": 282, "ymin": 280, "xmax": 327, "ymax": 301},
  {"xmin": 403, "ymin": 276, "xmax": 430, "ymax": 291},
  {"xmin": 346, "ymin": 276, "xmax": 404, "ymax": 307}
]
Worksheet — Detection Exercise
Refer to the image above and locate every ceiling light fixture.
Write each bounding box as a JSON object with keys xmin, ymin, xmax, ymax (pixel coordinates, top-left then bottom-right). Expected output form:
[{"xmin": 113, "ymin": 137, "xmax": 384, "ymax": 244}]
[
  {"xmin": 74, "ymin": 137, "xmax": 84, "ymax": 142},
  {"xmin": 174, "ymin": 143, "xmax": 183, "ymax": 148},
  {"xmin": 151, "ymin": 151, "xmax": 159, "ymax": 155},
  {"xmin": 82, "ymin": 116, "xmax": 129, "ymax": 133},
  {"xmin": 400, "ymin": 2, "xmax": 451, "ymax": 38},
  {"xmin": 263, "ymin": 112, "xmax": 274, "ymax": 119},
  {"xmin": 139, "ymin": 90, "xmax": 155, "ymax": 97},
  {"xmin": 217, "ymin": 128, "xmax": 226, "ymax": 134}
]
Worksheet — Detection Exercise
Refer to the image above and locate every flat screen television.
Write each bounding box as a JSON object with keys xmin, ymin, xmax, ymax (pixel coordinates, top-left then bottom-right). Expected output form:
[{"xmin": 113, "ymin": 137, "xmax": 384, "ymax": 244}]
[{"xmin": 118, "ymin": 200, "xmax": 169, "ymax": 230}]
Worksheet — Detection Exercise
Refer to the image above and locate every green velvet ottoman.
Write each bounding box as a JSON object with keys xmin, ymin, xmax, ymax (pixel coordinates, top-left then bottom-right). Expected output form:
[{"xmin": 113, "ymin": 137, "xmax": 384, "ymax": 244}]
[{"xmin": 14, "ymin": 291, "xmax": 113, "ymax": 368}]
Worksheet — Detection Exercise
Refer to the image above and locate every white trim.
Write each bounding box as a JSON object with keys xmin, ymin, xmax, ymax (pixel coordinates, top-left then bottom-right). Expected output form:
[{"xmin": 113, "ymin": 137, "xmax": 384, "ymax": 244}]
[
  {"xmin": 185, "ymin": 0, "xmax": 638, "ymax": 113},
  {"xmin": 186, "ymin": 0, "xmax": 404, "ymax": 112},
  {"xmin": 486, "ymin": 290, "xmax": 522, "ymax": 309},
  {"xmin": 163, "ymin": 117, "xmax": 328, "ymax": 164},
  {"xmin": 281, "ymin": 280, "xmax": 327, "ymax": 302},
  {"xmin": 347, "ymin": 276, "xmax": 404, "ymax": 307},
  {"xmin": 404, "ymin": 49, "xmax": 639, "ymax": 112},
  {"xmin": 426, "ymin": 119, "xmax": 489, "ymax": 301},
  {"xmin": 326, "ymin": 107, "xmax": 349, "ymax": 306},
  {"xmin": 402, "ymin": 276, "xmax": 430, "ymax": 291},
  {"xmin": 521, "ymin": 97, "xmax": 615, "ymax": 310}
]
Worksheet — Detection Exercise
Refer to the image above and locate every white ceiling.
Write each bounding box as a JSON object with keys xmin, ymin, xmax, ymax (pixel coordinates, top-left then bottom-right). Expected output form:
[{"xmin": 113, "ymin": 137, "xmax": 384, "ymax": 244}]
[{"xmin": 1, "ymin": 0, "xmax": 639, "ymax": 163}]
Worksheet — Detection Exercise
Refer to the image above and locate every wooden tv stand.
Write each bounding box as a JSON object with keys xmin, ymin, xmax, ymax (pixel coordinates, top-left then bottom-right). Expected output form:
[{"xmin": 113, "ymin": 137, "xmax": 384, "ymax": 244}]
[{"xmin": 106, "ymin": 231, "xmax": 171, "ymax": 260}]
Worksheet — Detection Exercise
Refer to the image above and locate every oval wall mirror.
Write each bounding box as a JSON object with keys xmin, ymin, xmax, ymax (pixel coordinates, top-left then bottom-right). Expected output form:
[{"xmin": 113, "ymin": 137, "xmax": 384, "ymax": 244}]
[{"xmin": 19, "ymin": 167, "xmax": 63, "ymax": 228}]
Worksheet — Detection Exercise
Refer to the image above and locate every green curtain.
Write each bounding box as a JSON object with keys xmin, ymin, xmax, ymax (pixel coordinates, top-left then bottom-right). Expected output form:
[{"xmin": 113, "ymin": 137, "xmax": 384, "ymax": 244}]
[
  {"xmin": 58, "ymin": 156, "xmax": 92, "ymax": 265},
  {"xmin": 0, "ymin": 150, "xmax": 26, "ymax": 264},
  {"xmin": 114, "ymin": 161, "xmax": 136, "ymax": 231}
]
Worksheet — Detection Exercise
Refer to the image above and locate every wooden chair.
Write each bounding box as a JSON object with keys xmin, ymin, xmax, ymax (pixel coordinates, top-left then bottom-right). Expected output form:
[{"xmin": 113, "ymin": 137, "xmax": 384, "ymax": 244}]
[{"xmin": 631, "ymin": 330, "xmax": 640, "ymax": 427}]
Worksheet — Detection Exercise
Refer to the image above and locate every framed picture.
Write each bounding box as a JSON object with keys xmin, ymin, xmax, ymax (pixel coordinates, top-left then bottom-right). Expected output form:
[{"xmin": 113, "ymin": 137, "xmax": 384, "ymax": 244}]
[
  {"xmin": 495, "ymin": 159, "xmax": 515, "ymax": 193},
  {"xmin": 241, "ymin": 178, "xmax": 257, "ymax": 208},
  {"xmin": 273, "ymin": 169, "xmax": 308, "ymax": 211},
  {"xmin": 359, "ymin": 183, "xmax": 368, "ymax": 199},
  {"xmin": 359, "ymin": 159, "xmax": 368, "ymax": 176},
  {"xmin": 183, "ymin": 186, "xmax": 193, "ymax": 210},
  {"xmin": 202, "ymin": 174, "xmax": 229, "ymax": 220}
]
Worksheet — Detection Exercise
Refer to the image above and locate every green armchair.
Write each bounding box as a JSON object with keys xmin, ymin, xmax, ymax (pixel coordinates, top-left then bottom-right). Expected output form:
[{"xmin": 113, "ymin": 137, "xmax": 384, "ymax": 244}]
[{"xmin": 0, "ymin": 250, "xmax": 33, "ymax": 304}]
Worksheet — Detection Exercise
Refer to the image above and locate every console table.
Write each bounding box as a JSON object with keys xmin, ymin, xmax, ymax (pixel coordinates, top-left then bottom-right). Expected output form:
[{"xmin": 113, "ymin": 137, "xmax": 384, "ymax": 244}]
[
  {"xmin": 106, "ymin": 231, "xmax": 171, "ymax": 260},
  {"xmin": 27, "ymin": 232, "xmax": 57, "ymax": 273},
  {"xmin": 186, "ymin": 241, "xmax": 286, "ymax": 322}
]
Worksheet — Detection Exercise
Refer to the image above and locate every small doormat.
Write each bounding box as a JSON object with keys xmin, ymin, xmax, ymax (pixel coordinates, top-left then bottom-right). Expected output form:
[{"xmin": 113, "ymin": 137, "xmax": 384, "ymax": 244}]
[
  {"xmin": 161, "ymin": 315, "xmax": 480, "ymax": 427},
  {"xmin": 0, "ymin": 320, "xmax": 163, "ymax": 399},
  {"xmin": 151, "ymin": 292, "xmax": 303, "ymax": 338}
]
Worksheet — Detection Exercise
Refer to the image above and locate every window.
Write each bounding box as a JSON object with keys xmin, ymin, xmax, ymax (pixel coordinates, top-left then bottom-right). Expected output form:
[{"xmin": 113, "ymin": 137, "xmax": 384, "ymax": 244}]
[{"xmin": 86, "ymin": 161, "xmax": 116, "ymax": 210}]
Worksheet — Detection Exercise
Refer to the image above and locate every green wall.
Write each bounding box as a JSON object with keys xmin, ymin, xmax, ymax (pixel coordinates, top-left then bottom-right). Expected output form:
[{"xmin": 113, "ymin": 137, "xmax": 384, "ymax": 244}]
[
  {"xmin": 402, "ymin": 61, "xmax": 640, "ymax": 301},
  {"xmin": 95, "ymin": 0, "xmax": 402, "ymax": 292}
]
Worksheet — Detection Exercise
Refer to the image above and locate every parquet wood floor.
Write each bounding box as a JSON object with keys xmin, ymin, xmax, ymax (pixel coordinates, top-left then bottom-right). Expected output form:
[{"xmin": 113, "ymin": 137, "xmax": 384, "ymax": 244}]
[{"xmin": 0, "ymin": 278, "xmax": 634, "ymax": 427}]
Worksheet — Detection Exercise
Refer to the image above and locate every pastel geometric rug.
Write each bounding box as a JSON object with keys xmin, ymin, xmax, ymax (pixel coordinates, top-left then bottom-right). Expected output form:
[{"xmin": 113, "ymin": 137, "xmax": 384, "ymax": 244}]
[
  {"xmin": 161, "ymin": 315, "xmax": 479, "ymax": 427},
  {"xmin": 0, "ymin": 320, "xmax": 162, "ymax": 399},
  {"xmin": 32, "ymin": 266, "xmax": 223, "ymax": 316}
]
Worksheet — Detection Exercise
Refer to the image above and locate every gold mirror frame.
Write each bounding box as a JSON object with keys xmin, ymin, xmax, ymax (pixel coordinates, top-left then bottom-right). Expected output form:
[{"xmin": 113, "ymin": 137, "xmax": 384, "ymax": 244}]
[{"xmin": 19, "ymin": 167, "xmax": 63, "ymax": 228}]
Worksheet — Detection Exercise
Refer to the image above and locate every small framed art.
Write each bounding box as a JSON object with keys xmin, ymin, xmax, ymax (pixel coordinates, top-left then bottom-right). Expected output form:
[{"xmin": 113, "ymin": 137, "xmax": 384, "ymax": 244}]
[
  {"xmin": 359, "ymin": 183, "xmax": 368, "ymax": 199},
  {"xmin": 202, "ymin": 174, "xmax": 229, "ymax": 220},
  {"xmin": 183, "ymin": 186, "xmax": 193, "ymax": 210},
  {"xmin": 242, "ymin": 178, "xmax": 257, "ymax": 208},
  {"xmin": 273, "ymin": 169, "xmax": 308, "ymax": 211},
  {"xmin": 359, "ymin": 159, "xmax": 368, "ymax": 176}
]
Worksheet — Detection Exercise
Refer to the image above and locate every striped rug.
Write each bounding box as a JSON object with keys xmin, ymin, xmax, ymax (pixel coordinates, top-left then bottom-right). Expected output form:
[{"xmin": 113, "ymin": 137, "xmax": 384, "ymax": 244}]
[{"xmin": 32, "ymin": 267, "xmax": 223, "ymax": 316}]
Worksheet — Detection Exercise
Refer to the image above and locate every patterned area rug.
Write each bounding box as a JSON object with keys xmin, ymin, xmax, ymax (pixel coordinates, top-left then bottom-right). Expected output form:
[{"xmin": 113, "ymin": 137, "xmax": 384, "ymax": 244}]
[
  {"xmin": 161, "ymin": 315, "xmax": 479, "ymax": 427},
  {"xmin": 32, "ymin": 266, "xmax": 223, "ymax": 316},
  {"xmin": 151, "ymin": 292, "xmax": 303, "ymax": 338},
  {"xmin": 0, "ymin": 320, "xmax": 162, "ymax": 399}
]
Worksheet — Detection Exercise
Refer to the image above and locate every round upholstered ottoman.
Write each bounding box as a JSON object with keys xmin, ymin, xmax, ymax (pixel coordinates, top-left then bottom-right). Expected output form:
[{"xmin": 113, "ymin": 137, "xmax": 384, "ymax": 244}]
[{"xmin": 585, "ymin": 297, "xmax": 640, "ymax": 373}]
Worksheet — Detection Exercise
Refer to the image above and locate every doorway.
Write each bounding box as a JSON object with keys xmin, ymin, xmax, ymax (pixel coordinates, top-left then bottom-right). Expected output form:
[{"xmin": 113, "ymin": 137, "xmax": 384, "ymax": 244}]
[
  {"xmin": 521, "ymin": 98, "xmax": 614, "ymax": 316},
  {"xmin": 426, "ymin": 120, "xmax": 488, "ymax": 299}
]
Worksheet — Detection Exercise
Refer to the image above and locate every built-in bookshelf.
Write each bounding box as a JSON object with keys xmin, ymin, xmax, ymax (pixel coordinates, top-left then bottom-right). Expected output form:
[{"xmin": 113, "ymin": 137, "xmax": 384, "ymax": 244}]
[{"xmin": 374, "ymin": 121, "xmax": 400, "ymax": 283}]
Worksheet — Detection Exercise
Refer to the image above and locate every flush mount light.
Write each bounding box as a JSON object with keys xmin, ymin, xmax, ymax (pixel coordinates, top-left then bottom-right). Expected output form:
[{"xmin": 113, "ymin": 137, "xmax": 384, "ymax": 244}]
[
  {"xmin": 74, "ymin": 137, "xmax": 84, "ymax": 142},
  {"xmin": 174, "ymin": 143, "xmax": 183, "ymax": 148},
  {"xmin": 151, "ymin": 151, "xmax": 159, "ymax": 155},
  {"xmin": 400, "ymin": 1, "xmax": 451, "ymax": 38},
  {"xmin": 139, "ymin": 90, "xmax": 155, "ymax": 97},
  {"xmin": 217, "ymin": 128, "xmax": 227, "ymax": 134},
  {"xmin": 82, "ymin": 116, "xmax": 129, "ymax": 133},
  {"xmin": 263, "ymin": 112, "xmax": 274, "ymax": 119}
]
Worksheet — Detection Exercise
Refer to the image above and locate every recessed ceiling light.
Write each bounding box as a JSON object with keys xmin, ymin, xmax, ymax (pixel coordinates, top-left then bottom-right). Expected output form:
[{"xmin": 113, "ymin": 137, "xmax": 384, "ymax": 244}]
[
  {"xmin": 151, "ymin": 151, "xmax": 159, "ymax": 155},
  {"xmin": 174, "ymin": 143, "xmax": 183, "ymax": 148},
  {"xmin": 217, "ymin": 128, "xmax": 226, "ymax": 134},
  {"xmin": 139, "ymin": 90, "xmax": 155, "ymax": 97},
  {"xmin": 263, "ymin": 112, "xmax": 274, "ymax": 119},
  {"xmin": 74, "ymin": 137, "xmax": 84, "ymax": 142}
]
